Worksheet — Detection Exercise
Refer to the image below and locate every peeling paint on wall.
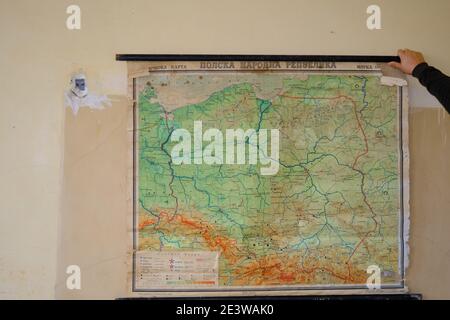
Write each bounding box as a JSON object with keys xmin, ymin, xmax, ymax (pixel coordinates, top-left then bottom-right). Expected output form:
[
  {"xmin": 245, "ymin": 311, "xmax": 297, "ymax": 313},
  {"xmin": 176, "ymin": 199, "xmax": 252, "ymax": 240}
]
[{"xmin": 65, "ymin": 73, "xmax": 111, "ymax": 115}]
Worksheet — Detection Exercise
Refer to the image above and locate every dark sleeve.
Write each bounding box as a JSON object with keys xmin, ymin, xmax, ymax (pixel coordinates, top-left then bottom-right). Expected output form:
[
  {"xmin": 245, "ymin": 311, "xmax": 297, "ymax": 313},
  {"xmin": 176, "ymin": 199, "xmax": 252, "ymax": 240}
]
[{"xmin": 412, "ymin": 62, "xmax": 450, "ymax": 114}]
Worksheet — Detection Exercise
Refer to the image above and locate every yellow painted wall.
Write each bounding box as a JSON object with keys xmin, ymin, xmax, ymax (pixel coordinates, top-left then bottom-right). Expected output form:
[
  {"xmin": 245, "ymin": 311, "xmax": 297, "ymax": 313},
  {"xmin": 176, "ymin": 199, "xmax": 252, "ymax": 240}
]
[{"xmin": 1, "ymin": 0, "xmax": 449, "ymax": 299}]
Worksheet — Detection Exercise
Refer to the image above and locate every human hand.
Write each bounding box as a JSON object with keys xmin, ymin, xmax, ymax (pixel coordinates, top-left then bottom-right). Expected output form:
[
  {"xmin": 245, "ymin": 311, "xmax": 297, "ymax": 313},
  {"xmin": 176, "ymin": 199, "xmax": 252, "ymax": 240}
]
[{"xmin": 388, "ymin": 49, "xmax": 426, "ymax": 75}]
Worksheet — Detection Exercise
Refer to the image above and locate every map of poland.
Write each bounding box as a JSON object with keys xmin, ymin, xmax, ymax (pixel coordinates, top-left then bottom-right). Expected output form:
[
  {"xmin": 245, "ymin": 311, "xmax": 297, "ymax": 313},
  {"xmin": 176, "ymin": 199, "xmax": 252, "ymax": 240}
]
[{"xmin": 132, "ymin": 62, "xmax": 407, "ymax": 293}]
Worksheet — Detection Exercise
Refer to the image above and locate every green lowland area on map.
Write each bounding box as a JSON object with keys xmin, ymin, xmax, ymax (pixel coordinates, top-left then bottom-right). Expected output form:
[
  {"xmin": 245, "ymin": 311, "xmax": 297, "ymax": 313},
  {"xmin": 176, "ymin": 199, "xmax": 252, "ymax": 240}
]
[{"xmin": 136, "ymin": 73, "xmax": 402, "ymax": 287}]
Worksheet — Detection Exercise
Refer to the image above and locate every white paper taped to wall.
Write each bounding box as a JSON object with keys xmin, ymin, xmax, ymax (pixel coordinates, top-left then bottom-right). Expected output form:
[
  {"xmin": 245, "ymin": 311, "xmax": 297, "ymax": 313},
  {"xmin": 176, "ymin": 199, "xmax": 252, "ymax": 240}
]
[
  {"xmin": 380, "ymin": 64, "xmax": 442, "ymax": 107},
  {"xmin": 380, "ymin": 76, "xmax": 408, "ymax": 87},
  {"xmin": 65, "ymin": 72, "xmax": 112, "ymax": 115},
  {"xmin": 64, "ymin": 92, "xmax": 111, "ymax": 115},
  {"xmin": 379, "ymin": 64, "xmax": 408, "ymax": 87}
]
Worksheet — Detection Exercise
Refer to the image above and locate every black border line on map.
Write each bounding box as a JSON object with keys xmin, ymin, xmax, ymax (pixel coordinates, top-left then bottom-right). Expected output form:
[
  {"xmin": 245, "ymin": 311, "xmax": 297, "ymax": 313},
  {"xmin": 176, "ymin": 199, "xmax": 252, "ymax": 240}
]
[
  {"xmin": 132, "ymin": 77, "xmax": 137, "ymax": 293},
  {"xmin": 399, "ymin": 86, "xmax": 405, "ymax": 288},
  {"xmin": 117, "ymin": 54, "xmax": 400, "ymax": 63},
  {"xmin": 130, "ymin": 60, "xmax": 406, "ymax": 293}
]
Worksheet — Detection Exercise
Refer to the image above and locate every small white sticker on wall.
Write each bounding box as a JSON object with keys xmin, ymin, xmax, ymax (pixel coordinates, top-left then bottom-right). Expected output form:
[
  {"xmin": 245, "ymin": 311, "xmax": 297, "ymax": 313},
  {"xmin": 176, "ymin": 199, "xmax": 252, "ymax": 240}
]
[
  {"xmin": 65, "ymin": 73, "xmax": 111, "ymax": 115},
  {"xmin": 366, "ymin": 265, "xmax": 381, "ymax": 290},
  {"xmin": 366, "ymin": 5, "xmax": 382, "ymax": 30},
  {"xmin": 66, "ymin": 264, "xmax": 81, "ymax": 290},
  {"xmin": 66, "ymin": 5, "xmax": 81, "ymax": 30}
]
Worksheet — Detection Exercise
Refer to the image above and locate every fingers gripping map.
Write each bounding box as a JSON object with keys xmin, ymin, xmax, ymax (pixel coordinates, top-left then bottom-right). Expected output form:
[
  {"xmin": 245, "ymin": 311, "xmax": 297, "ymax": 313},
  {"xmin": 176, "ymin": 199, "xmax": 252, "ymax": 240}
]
[{"xmin": 129, "ymin": 59, "xmax": 409, "ymax": 295}]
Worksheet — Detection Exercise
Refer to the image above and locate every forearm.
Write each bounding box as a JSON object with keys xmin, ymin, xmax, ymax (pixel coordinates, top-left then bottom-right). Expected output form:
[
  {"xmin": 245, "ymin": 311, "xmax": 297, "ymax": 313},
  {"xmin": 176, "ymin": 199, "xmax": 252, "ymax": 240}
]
[{"xmin": 413, "ymin": 63, "xmax": 450, "ymax": 114}]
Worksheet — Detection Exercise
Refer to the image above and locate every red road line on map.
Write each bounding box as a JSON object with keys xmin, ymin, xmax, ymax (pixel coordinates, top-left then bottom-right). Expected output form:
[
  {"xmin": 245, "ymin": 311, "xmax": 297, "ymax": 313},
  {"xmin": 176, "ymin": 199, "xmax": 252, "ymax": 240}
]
[
  {"xmin": 350, "ymin": 99, "xmax": 369, "ymax": 170},
  {"xmin": 343, "ymin": 99, "xmax": 378, "ymax": 266},
  {"xmin": 145, "ymin": 93, "xmax": 381, "ymax": 283},
  {"xmin": 280, "ymin": 94, "xmax": 368, "ymax": 169},
  {"xmin": 280, "ymin": 93, "xmax": 379, "ymax": 270}
]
